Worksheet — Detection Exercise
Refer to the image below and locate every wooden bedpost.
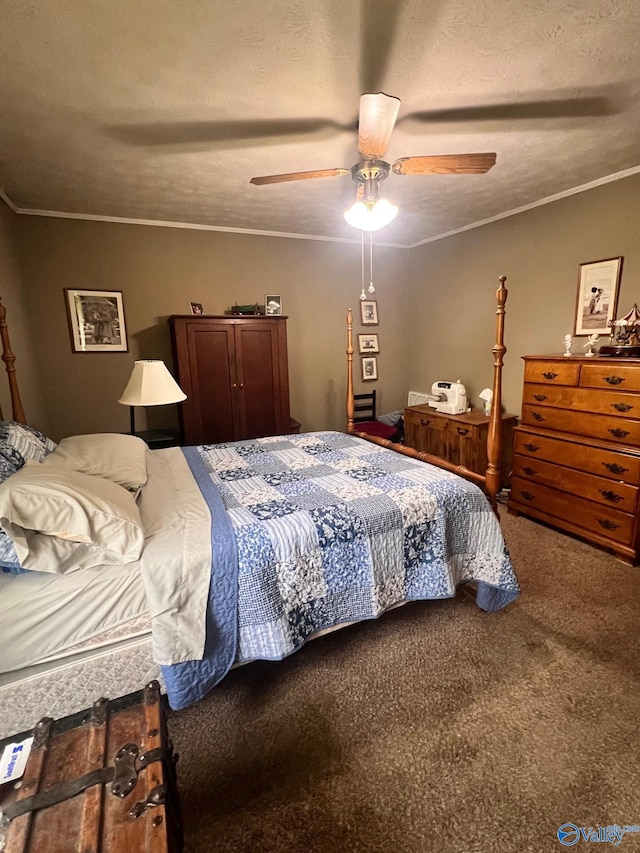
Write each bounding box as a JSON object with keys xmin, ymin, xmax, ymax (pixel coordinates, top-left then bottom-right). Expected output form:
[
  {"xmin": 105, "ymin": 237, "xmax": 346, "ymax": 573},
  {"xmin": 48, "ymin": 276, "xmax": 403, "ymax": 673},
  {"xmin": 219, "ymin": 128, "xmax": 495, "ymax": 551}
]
[
  {"xmin": 0, "ymin": 297, "xmax": 27, "ymax": 424},
  {"xmin": 346, "ymin": 308, "xmax": 355, "ymax": 433},
  {"xmin": 485, "ymin": 276, "xmax": 508, "ymax": 510}
]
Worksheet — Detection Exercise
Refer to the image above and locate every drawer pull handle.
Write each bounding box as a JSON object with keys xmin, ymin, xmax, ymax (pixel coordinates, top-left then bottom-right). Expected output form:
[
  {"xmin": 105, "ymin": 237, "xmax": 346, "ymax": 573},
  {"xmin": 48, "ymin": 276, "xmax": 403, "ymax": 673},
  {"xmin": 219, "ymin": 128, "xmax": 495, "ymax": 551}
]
[
  {"xmin": 532, "ymin": 411, "xmax": 546, "ymax": 422},
  {"xmin": 609, "ymin": 428, "xmax": 630, "ymax": 438},
  {"xmin": 599, "ymin": 490, "xmax": 624, "ymax": 503},
  {"xmin": 541, "ymin": 371, "xmax": 558, "ymax": 380},
  {"xmin": 612, "ymin": 402, "xmax": 633, "ymax": 412},
  {"xmin": 533, "ymin": 394, "xmax": 547, "ymax": 401},
  {"xmin": 420, "ymin": 419, "xmax": 430, "ymax": 426},
  {"xmin": 519, "ymin": 490, "xmax": 535, "ymax": 501},
  {"xmin": 523, "ymin": 442, "xmax": 539, "ymax": 452},
  {"xmin": 602, "ymin": 462, "xmax": 628, "ymax": 475},
  {"xmin": 604, "ymin": 376, "xmax": 625, "ymax": 385},
  {"xmin": 522, "ymin": 466, "xmax": 537, "ymax": 476},
  {"xmin": 597, "ymin": 518, "xmax": 619, "ymax": 531},
  {"xmin": 456, "ymin": 428, "xmax": 469, "ymax": 436}
]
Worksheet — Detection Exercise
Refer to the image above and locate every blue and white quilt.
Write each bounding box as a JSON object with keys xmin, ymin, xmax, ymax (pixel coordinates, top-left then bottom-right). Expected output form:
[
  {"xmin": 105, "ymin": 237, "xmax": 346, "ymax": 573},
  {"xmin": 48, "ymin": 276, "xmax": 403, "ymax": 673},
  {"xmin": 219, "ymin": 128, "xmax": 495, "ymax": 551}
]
[{"xmin": 162, "ymin": 431, "xmax": 519, "ymax": 710}]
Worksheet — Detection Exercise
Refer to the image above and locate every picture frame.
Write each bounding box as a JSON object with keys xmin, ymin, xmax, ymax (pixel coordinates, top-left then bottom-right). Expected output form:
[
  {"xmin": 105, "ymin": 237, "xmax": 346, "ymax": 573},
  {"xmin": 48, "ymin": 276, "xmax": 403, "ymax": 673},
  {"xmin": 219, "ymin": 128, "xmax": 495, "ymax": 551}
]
[
  {"xmin": 64, "ymin": 289, "xmax": 128, "ymax": 353},
  {"xmin": 574, "ymin": 257, "xmax": 623, "ymax": 336},
  {"xmin": 360, "ymin": 300, "xmax": 378, "ymax": 326},
  {"xmin": 358, "ymin": 333, "xmax": 379, "ymax": 354},
  {"xmin": 190, "ymin": 301, "xmax": 204, "ymax": 315},
  {"xmin": 361, "ymin": 356, "xmax": 378, "ymax": 381},
  {"xmin": 265, "ymin": 294, "xmax": 282, "ymax": 315}
]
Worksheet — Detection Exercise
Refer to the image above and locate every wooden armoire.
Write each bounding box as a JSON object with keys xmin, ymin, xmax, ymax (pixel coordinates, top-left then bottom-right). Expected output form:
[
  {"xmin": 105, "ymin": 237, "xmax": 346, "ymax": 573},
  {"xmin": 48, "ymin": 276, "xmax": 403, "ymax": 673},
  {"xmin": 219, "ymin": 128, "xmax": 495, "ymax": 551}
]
[{"xmin": 169, "ymin": 315, "xmax": 295, "ymax": 445}]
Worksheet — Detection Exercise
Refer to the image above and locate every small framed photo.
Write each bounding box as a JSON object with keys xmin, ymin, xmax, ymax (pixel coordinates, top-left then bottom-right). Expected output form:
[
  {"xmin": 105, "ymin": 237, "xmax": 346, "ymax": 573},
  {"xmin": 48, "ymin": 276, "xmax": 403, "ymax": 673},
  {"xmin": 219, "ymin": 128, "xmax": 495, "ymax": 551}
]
[
  {"xmin": 265, "ymin": 294, "xmax": 282, "ymax": 315},
  {"xmin": 361, "ymin": 356, "xmax": 378, "ymax": 381},
  {"xmin": 190, "ymin": 301, "xmax": 204, "ymax": 315},
  {"xmin": 574, "ymin": 257, "xmax": 623, "ymax": 336},
  {"xmin": 64, "ymin": 289, "xmax": 128, "ymax": 353},
  {"xmin": 358, "ymin": 333, "xmax": 379, "ymax": 354},
  {"xmin": 360, "ymin": 300, "xmax": 378, "ymax": 326}
]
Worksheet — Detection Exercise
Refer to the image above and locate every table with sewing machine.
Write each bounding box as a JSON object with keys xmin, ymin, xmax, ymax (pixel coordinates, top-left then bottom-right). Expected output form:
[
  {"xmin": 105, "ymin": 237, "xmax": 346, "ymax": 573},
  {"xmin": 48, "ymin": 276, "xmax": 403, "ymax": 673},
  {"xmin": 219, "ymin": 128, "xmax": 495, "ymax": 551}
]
[{"xmin": 404, "ymin": 403, "xmax": 517, "ymax": 489}]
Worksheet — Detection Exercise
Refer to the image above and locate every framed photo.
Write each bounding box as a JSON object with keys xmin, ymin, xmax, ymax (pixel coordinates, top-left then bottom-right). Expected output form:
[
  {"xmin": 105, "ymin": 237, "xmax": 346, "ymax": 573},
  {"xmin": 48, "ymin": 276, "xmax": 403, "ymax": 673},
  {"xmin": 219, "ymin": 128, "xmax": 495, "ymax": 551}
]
[
  {"xmin": 574, "ymin": 257, "xmax": 623, "ymax": 336},
  {"xmin": 190, "ymin": 301, "xmax": 204, "ymax": 315},
  {"xmin": 360, "ymin": 300, "xmax": 378, "ymax": 326},
  {"xmin": 358, "ymin": 333, "xmax": 379, "ymax": 354},
  {"xmin": 265, "ymin": 294, "xmax": 282, "ymax": 315},
  {"xmin": 64, "ymin": 289, "xmax": 128, "ymax": 353},
  {"xmin": 361, "ymin": 356, "xmax": 378, "ymax": 381}
]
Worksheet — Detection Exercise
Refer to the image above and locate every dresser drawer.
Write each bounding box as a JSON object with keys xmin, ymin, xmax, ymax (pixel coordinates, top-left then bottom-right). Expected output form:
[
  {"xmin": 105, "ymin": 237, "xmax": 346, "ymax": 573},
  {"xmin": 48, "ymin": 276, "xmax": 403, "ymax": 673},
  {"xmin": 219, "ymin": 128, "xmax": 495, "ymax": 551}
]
[
  {"xmin": 524, "ymin": 360, "xmax": 580, "ymax": 386},
  {"xmin": 523, "ymin": 383, "xmax": 640, "ymax": 419},
  {"xmin": 580, "ymin": 362, "xmax": 640, "ymax": 392},
  {"xmin": 514, "ymin": 429, "xmax": 640, "ymax": 483},
  {"xmin": 521, "ymin": 404, "xmax": 640, "ymax": 446},
  {"xmin": 510, "ymin": 476, "xmax": 635, "ymax": 545},
  {"xmin": 513, "ymin": 454, "xmax": 639, "ymax": 512}
]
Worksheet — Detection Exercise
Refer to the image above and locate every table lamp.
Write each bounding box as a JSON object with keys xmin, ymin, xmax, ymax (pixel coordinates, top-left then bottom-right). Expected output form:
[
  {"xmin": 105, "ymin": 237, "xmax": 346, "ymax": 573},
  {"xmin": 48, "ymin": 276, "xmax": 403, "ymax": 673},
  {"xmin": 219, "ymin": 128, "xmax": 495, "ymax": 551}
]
[{"xmin": 118, "ymin": 359, "xmax": 186, "ymax": 435}]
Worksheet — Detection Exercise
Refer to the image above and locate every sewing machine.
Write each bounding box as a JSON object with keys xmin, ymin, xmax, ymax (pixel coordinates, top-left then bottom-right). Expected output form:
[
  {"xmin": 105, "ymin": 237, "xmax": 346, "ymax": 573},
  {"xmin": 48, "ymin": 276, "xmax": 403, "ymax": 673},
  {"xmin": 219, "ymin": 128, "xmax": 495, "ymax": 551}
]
[{"xmin": 427, "ymin": 380, "xmax": 469, "ymax": 415}]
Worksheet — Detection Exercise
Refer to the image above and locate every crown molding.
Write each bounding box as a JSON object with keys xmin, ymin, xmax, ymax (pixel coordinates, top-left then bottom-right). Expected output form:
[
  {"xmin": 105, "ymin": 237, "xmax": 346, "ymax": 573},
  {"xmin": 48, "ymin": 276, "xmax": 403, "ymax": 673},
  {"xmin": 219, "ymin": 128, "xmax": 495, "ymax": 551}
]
[{"xmin": 3, "ymin": 162, "xmax": 640, "ymax": 250}]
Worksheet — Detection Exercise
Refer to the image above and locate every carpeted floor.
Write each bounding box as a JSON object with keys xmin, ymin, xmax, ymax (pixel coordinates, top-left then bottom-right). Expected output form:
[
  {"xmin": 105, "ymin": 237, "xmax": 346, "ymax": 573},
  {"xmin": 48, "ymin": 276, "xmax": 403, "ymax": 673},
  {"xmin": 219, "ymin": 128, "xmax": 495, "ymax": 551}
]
[{"xmin": 169, "ymin": 511, "xmax": 640, "ymax": 852}]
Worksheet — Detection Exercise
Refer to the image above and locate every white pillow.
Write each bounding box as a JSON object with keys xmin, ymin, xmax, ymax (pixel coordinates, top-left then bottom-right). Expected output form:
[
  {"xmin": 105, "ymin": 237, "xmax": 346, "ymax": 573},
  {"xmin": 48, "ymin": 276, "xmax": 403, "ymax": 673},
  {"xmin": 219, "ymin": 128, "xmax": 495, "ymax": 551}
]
[
  {"xmin": 0, "ymin": 464, "xmax": 144, "ymax": 574},
  {"xmin": 41, "ymin": 433, "xmax": 148, "ymax": 492}
]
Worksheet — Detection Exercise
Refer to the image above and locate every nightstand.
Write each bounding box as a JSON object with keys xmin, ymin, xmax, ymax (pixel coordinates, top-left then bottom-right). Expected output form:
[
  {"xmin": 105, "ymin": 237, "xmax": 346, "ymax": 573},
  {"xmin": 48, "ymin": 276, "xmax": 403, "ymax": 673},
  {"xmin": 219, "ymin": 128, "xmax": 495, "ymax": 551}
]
[{"xmin": 135, "ymin": 429, "xmax": 179, "ymax": 449}]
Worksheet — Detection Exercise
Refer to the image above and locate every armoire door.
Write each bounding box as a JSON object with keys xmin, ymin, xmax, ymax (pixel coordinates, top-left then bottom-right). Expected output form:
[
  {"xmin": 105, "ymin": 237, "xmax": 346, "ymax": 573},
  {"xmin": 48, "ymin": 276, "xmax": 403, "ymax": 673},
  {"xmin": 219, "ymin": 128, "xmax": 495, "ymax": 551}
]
[
  {"xmin": 184, "ymin": 321, "xmax": 237, "ymax": 444},
  {"xmin": 234, "ymin": 320, "xmax": 288, "ymax": 439}
]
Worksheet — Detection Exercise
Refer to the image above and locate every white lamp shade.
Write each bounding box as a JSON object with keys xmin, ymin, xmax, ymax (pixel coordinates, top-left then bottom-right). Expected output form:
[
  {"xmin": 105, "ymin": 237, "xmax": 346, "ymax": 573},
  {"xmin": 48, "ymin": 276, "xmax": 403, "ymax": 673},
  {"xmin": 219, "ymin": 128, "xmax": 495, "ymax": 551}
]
[
  {"xmin": 118, "ymin": 360, "xmax": 186, "ymax": 407},
  {"xmin": 344, "ymin": 198, "xmax": 398, "ymax": 231}
]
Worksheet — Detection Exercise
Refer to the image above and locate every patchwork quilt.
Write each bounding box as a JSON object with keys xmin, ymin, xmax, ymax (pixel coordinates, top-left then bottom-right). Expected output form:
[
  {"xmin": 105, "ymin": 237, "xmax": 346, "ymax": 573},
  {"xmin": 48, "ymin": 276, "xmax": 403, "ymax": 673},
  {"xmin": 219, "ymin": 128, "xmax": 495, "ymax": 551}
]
[{"xmin": 162, "ymin": 431, "xmax": 520, "ymax": 710}]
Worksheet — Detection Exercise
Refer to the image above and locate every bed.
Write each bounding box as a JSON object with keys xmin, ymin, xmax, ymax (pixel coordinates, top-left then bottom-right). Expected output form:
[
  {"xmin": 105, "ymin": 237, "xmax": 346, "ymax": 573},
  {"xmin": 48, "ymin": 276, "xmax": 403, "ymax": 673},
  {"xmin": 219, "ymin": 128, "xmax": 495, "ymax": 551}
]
[{"xmin": 0, "ymin": 280, "xmax": 518, "ymax": 739}]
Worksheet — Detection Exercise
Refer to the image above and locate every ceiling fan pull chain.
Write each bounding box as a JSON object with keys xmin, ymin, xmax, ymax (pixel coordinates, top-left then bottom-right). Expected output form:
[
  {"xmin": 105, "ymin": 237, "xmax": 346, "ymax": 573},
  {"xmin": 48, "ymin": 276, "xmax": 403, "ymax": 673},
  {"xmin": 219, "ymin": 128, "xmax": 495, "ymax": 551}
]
[
  {"xmin": 359, "ymin": 229, "xmax": 366, "ymax": 300},
  {"xmin": 368, "ymin": 230, "xmax": 375, "ymax": 295}
]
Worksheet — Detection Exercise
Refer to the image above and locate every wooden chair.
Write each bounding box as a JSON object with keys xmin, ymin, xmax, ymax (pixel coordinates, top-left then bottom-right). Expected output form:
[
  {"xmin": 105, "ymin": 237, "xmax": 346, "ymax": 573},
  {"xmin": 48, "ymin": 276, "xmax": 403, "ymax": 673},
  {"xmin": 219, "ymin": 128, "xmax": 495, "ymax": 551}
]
[{"xmin": 352, "ymin": 390, "xmax": 398, "ymax": 440}]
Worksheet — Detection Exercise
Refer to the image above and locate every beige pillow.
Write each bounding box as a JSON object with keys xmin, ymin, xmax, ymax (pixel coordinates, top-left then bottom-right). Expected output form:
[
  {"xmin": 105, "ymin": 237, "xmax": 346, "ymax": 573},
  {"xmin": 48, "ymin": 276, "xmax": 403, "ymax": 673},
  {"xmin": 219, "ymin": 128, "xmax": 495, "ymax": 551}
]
[
  {"xmin": 0, "ymin": 464, "xmax": 144, "ymax": 574},
  {"xmin": 41, "ymin": 433, "xmax": 148, "ymax": 491}
]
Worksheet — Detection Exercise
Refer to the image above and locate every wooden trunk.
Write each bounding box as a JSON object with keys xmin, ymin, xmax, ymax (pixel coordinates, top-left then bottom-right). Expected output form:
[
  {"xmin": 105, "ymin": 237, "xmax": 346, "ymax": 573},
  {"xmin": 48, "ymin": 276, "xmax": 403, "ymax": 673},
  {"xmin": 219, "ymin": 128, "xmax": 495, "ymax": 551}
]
[{"xmin": 0, "ymin": 681, "xmax": 181, "ymax": 853}]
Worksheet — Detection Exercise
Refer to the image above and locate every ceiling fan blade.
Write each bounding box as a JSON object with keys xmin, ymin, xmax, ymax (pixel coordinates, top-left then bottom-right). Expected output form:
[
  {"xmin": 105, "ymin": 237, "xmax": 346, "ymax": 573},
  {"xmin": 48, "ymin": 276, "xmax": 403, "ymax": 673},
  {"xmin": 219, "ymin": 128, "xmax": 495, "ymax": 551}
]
[
  {"xmin": 358, "ymin": 93, "xmax": 401, "ymax": 159},
  {"xmin": 392, "ymin": 153, "xmax": 497, "ymax": 175},
  {"xmin": 359, "ymin": 0, "xmax": 405, "ymax": 94},
  {"xmin": 250, "ymin": 168, "xmax": 350, "ymax": 186},
  {"xmin": 402, "ymin": 96, "xmax": 616, "ymax": 126},
  {"xmin": 108, "ymin": 118, "xmax": 345, "ymax": 148}
]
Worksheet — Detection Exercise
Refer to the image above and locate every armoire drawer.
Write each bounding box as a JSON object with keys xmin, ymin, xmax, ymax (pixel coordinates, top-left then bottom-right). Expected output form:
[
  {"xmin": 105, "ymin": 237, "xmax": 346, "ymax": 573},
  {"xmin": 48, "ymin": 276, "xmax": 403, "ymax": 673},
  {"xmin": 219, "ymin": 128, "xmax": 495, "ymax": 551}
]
[
  {"xmin": 514, "ymin": 429, "xmax": 640, "ymax": 483},
  {"xmin": 580, "ymin": 362, "xmax": 640, "ymax": 393},
  {"xmin": 510, "ymin": 477, "xmax": 635, "ymax": 545},
  {"xmin": 512, "ymin": 454, "xmax": 639, "ymax": 512},
  {"xmin": 521, "ymin": 404, "xmax": 640, "ymax": 447},
  {"xmin": 523, "ymin": 383, "xmax": 640, "ymax": 419},
  {"xmin": 523, "ymin": 361, "xmax": 581, "ymax": 386}
]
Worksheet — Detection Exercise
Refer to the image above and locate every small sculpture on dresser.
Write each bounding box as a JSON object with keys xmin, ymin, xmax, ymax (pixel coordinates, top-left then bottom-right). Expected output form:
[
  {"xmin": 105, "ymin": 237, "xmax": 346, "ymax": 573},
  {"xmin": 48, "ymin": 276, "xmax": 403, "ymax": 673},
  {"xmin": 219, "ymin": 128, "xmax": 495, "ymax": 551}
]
[
  {"xmin": 562, "ymin": 334, "xmax": 573, "ymax": 357},
  {"xmin": 583, "ymin": 333, "xmax": 600, "ymax": 356}
]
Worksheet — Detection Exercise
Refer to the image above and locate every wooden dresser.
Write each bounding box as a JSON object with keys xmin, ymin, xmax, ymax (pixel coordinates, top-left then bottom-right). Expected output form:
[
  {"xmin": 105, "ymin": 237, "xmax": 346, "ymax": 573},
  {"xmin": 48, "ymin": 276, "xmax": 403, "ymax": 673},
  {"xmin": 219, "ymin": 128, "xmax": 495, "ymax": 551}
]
[
  {"xmin": 508, "ymin": 355, "xmax": 640, "ymax": 564},
  {"xmin": 169, "ymin": 315, "xmax": 294, "ymax": 445},
  {"xmin": 404, "ymin": 405, "xmax": 516, "ymax": 487}
]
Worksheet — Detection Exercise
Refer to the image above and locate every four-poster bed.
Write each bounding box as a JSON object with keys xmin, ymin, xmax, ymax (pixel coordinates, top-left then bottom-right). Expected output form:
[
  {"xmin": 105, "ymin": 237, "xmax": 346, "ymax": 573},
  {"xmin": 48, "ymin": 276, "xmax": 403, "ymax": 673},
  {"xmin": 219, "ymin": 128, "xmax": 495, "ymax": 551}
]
[{"xmin": 0, "ymin": 281, "xmax": 517, "ymax": 740}]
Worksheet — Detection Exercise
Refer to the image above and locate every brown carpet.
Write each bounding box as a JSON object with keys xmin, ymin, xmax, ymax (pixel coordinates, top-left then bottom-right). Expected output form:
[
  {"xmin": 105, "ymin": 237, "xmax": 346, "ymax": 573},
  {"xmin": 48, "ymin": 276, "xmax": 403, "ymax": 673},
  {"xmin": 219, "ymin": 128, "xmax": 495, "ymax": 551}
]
[{"xmin": 169, "ymin": 511, "xmax": 640, "ymax": 852}]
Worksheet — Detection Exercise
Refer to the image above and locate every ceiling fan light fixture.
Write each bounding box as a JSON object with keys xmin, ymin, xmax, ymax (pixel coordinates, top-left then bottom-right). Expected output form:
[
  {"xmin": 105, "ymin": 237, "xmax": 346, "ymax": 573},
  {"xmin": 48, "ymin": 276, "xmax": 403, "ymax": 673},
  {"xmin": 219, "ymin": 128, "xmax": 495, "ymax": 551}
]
[{"xmin": 344, "ymin": 197, "xmax": 398, "ymax": 231}]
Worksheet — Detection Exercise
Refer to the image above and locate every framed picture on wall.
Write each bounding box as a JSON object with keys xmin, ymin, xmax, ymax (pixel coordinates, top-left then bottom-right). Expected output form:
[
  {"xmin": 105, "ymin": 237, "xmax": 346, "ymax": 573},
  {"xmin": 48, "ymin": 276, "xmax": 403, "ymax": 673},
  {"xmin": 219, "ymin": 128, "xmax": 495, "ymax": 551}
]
[
  {"xmin": 361, "ymin": 356, "xmax": 378, "ymax": 381},
  {"xmin": 360, "ymin": 300, "xmax": 378, "ymax": 326},
  {"xmin": 64, "ymin": 289, "xmax": 128, "ymax": 353},
  {"xmin": 573, "ymin": 256, "xmax": 623, "ymax": 336},
  {"xmin": 265, "ymin": 294, "xmax": 282, "ymax": 315},
  {"xmin": 358, "ymin": 333, "xmax": 379, "ymax": 354}
]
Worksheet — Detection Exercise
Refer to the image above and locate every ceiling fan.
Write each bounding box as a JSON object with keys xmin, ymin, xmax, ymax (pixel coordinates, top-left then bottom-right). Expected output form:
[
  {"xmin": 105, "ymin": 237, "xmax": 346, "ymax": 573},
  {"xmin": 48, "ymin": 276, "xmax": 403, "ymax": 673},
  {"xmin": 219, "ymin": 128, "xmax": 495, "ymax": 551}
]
[{"xmin": 249, "ymin": 92, "xmax": 496, "ymax": 229}]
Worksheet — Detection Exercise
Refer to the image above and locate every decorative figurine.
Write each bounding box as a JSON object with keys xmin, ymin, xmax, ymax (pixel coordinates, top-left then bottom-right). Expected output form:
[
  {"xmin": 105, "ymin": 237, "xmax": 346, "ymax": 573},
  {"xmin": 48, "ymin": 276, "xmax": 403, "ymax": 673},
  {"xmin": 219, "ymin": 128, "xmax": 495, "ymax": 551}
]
[
  {"xmin": 583, "ymin": 333, "xmax": 600, "ymax": 357},
  {"xmin": 562, "ymin": 334, "xmax": 573, "ymax": 357}
]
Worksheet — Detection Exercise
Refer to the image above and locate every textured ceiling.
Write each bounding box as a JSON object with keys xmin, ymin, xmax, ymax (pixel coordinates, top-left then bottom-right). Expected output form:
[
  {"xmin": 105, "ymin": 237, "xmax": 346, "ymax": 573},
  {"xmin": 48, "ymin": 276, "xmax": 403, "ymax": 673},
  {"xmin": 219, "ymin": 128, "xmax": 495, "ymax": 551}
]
[{"xmin": 1, "ymin": 0, "xmax": 640, "ymax": 247}]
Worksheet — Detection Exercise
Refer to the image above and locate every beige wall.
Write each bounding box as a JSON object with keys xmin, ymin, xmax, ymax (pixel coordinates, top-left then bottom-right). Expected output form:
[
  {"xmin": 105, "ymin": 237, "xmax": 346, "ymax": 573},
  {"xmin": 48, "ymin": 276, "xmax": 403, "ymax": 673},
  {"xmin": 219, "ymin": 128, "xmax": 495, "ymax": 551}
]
[
  {"xmin": 0, "ymin": 200, "xmax": 50, "ymax": 433},
  {"xmin": 14, "ymin": 217, "xmax": 412, "ymax": 440},
  {"xmin": 407, "ymin": 172, "xmax": 640, "ymax": 417}
]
